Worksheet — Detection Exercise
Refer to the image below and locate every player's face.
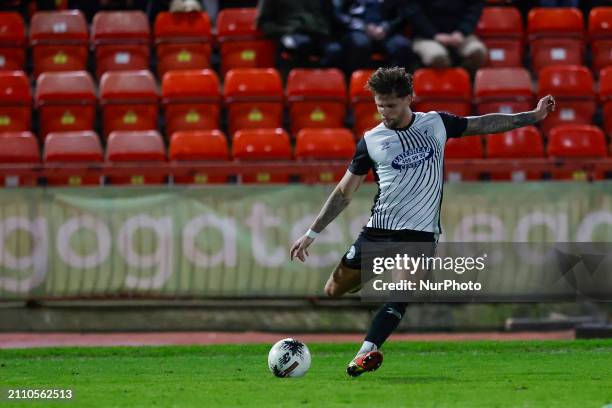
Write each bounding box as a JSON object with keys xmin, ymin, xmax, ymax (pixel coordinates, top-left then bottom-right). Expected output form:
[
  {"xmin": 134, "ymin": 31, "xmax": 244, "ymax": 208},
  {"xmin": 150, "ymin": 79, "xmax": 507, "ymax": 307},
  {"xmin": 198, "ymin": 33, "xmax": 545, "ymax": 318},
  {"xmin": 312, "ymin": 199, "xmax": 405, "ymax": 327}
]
[{"xmin": 374, "ymin": 93, "xmax": 412, "ymax": 129}]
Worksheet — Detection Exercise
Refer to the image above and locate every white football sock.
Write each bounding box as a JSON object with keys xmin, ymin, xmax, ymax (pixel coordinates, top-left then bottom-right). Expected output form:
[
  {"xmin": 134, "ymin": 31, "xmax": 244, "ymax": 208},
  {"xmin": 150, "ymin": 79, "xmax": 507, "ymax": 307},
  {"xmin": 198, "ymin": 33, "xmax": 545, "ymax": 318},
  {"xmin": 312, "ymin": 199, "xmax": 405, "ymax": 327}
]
[{"xmin": 357, "ymin": 341, "xmax": 378, "ymax": 356}]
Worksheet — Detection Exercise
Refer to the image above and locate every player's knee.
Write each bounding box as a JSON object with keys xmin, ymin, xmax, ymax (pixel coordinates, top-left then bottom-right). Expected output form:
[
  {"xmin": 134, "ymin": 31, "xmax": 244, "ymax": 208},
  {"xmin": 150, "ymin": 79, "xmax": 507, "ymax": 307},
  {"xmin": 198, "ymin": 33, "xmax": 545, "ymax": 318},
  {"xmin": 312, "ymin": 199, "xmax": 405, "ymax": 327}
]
[{"xmin": 324, "ymin": 281, "xmax": 343, "ymax": 298}]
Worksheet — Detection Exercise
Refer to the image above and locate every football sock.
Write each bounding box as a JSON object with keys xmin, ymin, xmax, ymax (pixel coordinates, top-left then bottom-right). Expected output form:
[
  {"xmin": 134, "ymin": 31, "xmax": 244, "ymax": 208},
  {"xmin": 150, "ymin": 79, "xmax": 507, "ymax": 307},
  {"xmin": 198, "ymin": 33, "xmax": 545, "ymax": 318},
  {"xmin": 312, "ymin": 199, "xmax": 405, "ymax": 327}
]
[
  {"xmin": 357, "ymin": 340, "xmax": 378, "ymax": 356},
  {"xmin": 363, "ymin": 302, "xmax": 407, "ymax": 349}
]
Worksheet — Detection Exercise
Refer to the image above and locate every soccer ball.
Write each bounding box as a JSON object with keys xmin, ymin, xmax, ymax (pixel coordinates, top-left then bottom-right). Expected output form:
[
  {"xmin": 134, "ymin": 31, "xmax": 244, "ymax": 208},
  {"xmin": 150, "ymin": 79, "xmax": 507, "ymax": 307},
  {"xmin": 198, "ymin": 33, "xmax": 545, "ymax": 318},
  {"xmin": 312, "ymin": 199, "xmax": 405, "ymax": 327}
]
[{"xmin": 267, "ymin": 338, "xmax": 311, "ymax": 378}]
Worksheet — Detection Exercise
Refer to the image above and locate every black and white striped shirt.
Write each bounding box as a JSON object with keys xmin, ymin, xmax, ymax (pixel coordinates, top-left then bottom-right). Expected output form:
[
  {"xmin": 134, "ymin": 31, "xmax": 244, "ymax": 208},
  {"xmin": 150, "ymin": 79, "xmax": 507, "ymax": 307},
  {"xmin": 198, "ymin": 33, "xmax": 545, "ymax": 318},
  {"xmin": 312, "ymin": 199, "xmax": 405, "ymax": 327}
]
[{"xmin": 348, "ymin": 111, "xmax": 468, "ymax": 234}]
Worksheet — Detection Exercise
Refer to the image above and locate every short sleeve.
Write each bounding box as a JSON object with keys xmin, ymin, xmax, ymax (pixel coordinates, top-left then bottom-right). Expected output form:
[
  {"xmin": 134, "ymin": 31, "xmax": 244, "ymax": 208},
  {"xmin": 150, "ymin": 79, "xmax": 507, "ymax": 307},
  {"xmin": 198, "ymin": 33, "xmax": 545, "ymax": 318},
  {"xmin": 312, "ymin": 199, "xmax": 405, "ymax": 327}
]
[
  {"xmin": 438, "ymin": 112, "xmax": 468, "ymax": 139},
  {"xmin": 348, "ymin": 137, "xmax": 372, "ymax": 175}
]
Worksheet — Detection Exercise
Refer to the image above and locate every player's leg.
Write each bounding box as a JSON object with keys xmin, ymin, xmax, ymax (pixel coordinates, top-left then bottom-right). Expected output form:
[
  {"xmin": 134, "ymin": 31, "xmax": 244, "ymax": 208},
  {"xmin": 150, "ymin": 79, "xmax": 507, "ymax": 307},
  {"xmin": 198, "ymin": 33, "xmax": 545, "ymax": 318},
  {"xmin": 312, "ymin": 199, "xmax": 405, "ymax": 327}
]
[{"xmin": 323, "ymin": 262, "xmax": 361, "ymax": 298}]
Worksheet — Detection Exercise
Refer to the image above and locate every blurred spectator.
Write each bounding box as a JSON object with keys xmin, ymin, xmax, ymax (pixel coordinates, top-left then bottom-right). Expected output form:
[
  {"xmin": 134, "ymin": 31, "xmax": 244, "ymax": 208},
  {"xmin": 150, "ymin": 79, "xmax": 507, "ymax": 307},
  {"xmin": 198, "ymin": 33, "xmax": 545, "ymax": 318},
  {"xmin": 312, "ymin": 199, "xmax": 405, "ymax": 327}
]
[
  {"xmin": 169, "ymin": 0, "xmax": 203, "ymax": 12},
  {"xmin": 332, "ymin": 0, "xmax": 415, "ymax": 74},
  {"xmin": 257, "ymin": 0, "xmax": 342, "ymax": 69},
  {"xmin": 538, "ymin": 0, "xmax": 579, "ymax": 6},
  {"xmin": 406, "ymin": 0, "xmax": 487, "ymax": 75}
]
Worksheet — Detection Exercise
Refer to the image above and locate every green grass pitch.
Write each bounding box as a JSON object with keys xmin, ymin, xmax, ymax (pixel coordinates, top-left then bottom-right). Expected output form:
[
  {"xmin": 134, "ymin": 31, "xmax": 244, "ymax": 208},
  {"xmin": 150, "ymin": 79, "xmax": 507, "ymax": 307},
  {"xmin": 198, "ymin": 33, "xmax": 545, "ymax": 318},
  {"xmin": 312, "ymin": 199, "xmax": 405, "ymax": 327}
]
[{"xmin": 1, "ymin": 340, "xmax": 611, "ymax": 407}]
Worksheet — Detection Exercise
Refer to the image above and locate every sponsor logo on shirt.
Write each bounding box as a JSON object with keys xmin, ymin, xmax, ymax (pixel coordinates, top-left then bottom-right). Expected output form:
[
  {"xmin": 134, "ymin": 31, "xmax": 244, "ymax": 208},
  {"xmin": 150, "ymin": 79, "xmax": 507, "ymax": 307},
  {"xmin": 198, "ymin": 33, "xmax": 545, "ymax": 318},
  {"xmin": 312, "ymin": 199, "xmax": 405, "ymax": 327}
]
[{"xmin": 391, "ymin": 147, "xmax": 434, "ymax": 170}]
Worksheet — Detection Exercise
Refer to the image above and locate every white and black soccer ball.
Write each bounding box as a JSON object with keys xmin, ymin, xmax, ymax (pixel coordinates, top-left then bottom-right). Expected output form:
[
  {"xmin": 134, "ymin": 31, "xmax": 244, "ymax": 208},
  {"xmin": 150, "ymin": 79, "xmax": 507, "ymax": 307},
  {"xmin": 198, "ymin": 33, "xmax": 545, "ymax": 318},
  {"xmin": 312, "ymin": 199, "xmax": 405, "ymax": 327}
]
[{"xmin": 267, "ymin": 338, "xmax": 311, "ymax": 378}]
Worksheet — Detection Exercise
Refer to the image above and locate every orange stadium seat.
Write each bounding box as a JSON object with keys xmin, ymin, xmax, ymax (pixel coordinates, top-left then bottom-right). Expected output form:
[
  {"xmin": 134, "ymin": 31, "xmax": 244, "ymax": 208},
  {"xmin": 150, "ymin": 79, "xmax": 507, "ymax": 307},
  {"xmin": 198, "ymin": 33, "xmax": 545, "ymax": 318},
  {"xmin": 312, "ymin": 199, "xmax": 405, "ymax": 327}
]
[
  {"xmin": 162, "ymin": 69, "xmax": 220, "ymax": 135},
  {"xmin": 474, "ymin": 67, "xmax": 534, "ymax": 115},
  {"xmin": 0, "ymin": 71, "xmax": 31, "ymax": 132},
  {"xmin": 0, "ymin": 13, "xmax": 26, "ymax": 71},
  {"xmin": 476, "ymin": 7, "xmax": 524, "ymax": 67},
  {"xmin": 35, "ymin": 71, "xmax": 96, "ymax": 138},
  {"xmin": 154, "ymin": 11, "xmax": 212, "ymax": 77},
  {"xmin": 589, "ymin": 7, "xmax": 612, "ymax": 72},
  {"xmin": 600, "ymin": 67, "xmax": 612, "ymax": 136},
  {"xmin": 445, "ymin": 136, "xmax": 483, "ymax": 182},
  {"xmin": 547, "ymin": 124, "xmax": 607, "ymax": 180},
  {"xmin": 106, "ymin": 130, "xmax": 166, "ymax": 185},
  {"xmin": 100, "ymin": 70, "xmax": 159, "ymax": 139},
  {"xmin": 29, "ymin": 11, "xmax": 88, "ymax": 78},
  {"xmin": 43, "ymin": 131, "xmax": 103, "ymax": 186},
  {"xmin": 349, "ymin": 69, "xmax": 380, "ymax": 138},
  {"xmin": 216, "ymin": 8, "xmax": 275, "ymax": 75},
  {"xmin": 286, "ymin": 69, "xmax": 347, "ymax": 135},
  {"xmin": 413, "ymin": 68, "xmax": 472, "ymax": 116},
  {"xmin": 486, "ymin": 127, "xmax": 545, "ymax": 181},
  {"xmin": 169, "ymin": 129, "xmax": 229, "ymax": 184},
  {"xmin": 537, "ymin": 65, "xmax": 595, "ymax": 135},
  {"xmin": 224, "ymin": 68, "xmax": 283, "ymax": 135},
  {"xmin": 0, "ymin": 131, "xmax": 39, "ymax": 187},
  {"xmin": 91, "ymin": 11, "xmax": 151, "ymax": 78},
  {"xmin": 295, "ymin": 128, "xmax": 354, "ymax": 183},
  {"xmin": 527, "ymin": 8, "xmax": 585, "ymax": 73},
  {"xmin": 232, "ymin": 128, "xmax": 291, "ymax": 183}
]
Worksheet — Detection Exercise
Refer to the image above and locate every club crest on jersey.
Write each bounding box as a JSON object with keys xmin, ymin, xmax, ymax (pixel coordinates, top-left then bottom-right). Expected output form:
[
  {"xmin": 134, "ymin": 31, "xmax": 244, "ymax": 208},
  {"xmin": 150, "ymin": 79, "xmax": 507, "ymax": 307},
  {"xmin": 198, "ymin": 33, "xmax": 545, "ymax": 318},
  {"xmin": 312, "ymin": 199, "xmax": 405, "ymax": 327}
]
[{"xmin": 391, "ymin": 147, "xmax": 434, "ymax": 170}]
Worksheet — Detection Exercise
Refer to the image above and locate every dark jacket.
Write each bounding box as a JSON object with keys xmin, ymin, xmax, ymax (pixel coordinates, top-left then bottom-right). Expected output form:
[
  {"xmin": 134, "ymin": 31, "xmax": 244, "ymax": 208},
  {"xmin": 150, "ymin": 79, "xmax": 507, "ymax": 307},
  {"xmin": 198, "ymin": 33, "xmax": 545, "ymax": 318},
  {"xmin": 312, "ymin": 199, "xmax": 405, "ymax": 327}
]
[
  {"xmin": 257, "ymin": 0, "xmax": 333, "ymax": 38},
  {"xmin": 331, "ymin": 0, "xmax": 407, "ymax": 36},
  {"xmin": 406, "ymin": 0, "xmax": 485, "ymax": 39}
]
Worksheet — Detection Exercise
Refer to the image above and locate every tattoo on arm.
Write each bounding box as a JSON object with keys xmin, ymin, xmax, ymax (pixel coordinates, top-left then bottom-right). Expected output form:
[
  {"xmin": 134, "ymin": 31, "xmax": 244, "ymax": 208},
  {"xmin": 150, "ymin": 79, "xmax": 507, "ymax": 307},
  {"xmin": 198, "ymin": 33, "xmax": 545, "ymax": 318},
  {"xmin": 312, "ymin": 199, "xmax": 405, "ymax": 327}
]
[
  {"xmin": 311, "ymin": 187, "xmax": 351, "ymax": 232},
  {"xmin": 464, "ymin": 111, "xmax": 538, "ymax": 135}
]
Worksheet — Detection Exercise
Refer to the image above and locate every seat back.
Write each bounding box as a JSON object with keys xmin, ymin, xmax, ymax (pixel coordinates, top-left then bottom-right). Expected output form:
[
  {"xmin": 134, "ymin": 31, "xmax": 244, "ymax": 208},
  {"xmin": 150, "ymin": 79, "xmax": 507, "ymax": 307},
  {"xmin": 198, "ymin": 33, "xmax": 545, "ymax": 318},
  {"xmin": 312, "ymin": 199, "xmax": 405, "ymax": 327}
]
[
  {"xmin": 44, "ymin": 130, "xmax": 103, "ymax": 185},
  {"xmin": 0, "ymin": 70, "xmax": 31, "ymax": 132},
  {"xmin": 476, "ymin": 7, "xmax": 523, "ymax": 67},
  {"xmin": 600, "ymin": 67, "xmax": 612, "ymax": 136},
  {"xmin": 589, "ymin": 7, "xmax": 612, "ymax": 71},
  {"xmin": 0, "ymin": 12, "xmax": 26, "ymax": 70},
  {"xmin": 349, "ymin": 69, "xmax": 380, "ymax": 136},
  {"xmin": 170, "ymin": 129, "xmax": 229, "ymax": 184},
  {"xmin": 295, "ymin": 128, "xmax": 354, "ymax": 182},
  {"xmin": 413, "ymin": 68, "xmax": 472, "ymax": 115},
  {"xmin": 232, "ymin": 128, "xmax": 291, "ymax": 183},
  {"xmin": 106, "ymin": 130, "xmax": 166, "ymax": 184},
  {"xmin": 548, "ymin": 124, "xmax": 607, "ymax": 180},
  {"xmin": 444, "ymin": 136, "xmax": 483, "ymax": 181},
  {"xmin": 474, "ymin": 67, "xmax": 533, "ymax": 114},
  {"xmin": 486, "ymin": 127, "xmax": 544, "ymax": 180},
  {"xmin": 0, "ymin": 131, "xmax": 39, "ymax": 186}
]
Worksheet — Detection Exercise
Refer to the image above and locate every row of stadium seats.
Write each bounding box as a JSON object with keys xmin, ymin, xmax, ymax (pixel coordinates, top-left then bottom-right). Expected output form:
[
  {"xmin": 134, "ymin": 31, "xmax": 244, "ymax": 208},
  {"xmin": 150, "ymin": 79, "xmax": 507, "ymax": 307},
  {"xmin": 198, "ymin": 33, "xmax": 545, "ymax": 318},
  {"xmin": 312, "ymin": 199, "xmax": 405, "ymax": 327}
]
[
  {"xmin": 1, "ymin": 7, "xmax": 611, "ymax": 79},
  {"xmin": 1, "ymin": 124, "xmax": 610, "ymax": 186},
  {"xmin": 1, "ymin": 65, "xmax": 611, "ymax": 140}
]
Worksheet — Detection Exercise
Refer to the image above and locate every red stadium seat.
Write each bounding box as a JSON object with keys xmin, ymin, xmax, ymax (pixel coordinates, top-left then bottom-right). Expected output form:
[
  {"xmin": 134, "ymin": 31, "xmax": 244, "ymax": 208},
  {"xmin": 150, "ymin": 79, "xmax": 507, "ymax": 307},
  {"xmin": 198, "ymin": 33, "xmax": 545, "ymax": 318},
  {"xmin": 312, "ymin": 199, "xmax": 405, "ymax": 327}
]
[
  {"xmin": 474, "ymin": 67, "xmax": 533, "ymax": 115},
  {"xmin": 100, "ymin": 70, "xmax": 159, "ymax": 139},
  {"xmin": 29, "ymin": 11, "xmax": 88, "ymax": 78},
  {"xmin": 106, "ymin": 130, "xmax": 166, "ymax": 185},
  {"xmin": 548, "ymin": 124, "xmax": 607, "ymax": 180},
  {"xmin": 588, "ymin": 7, "xmax": 612, "ymax": 72},
  {"xmin": 35, "ymin": 71, "xmax": 96, "ymax": 139},
  {"xmin": 232, "ymin": 128, "xmax": 291, "ymax": 183},
  {"xmin": 216, "ymin": 8, "xmax": 275, "ymax": 75},
  {"xmin": 0, "ymin": 71, "xmax": 31, "ymax": 132},
  {"xmin": 486, "ymin": 127, "xmax": 545, "ymax": 180},
  {"xmin": 295, "ymin": 128, "xmax": 354, "ymax": 182},
  {"xmin": 286, "ymin": 69, "xmax": 347, "ymax": 135},
  {"xmin": 162, "ymin": 69, "xmax": 220, "ymax": 135},
  {"xmin": 91, "ymin": 11, "xmax": 151, "ymax": 78},
  {"xmin": 537, "ymin": 65, "xmax": 595, "ymax": 135},
  {"xmin": 0, "ymin": 131, "xmax": 39, "ymax": 187},
  {"xmin": 43, "ymin": 131, "xmax": 103, "ymax": 186},
  {"xmin": 413, "ymin": 68, "xmax": 472, "ymax": 116},
  {"xmin": 154, "ymin": 11, "xmax": 212, "ymax": 77},
  {"xmin": 223, "ymin": 68, "xmax": 283, "ymax": 135},
  {"xmin": 527, "ymin": 8, "xmax": 585, "ymax": 73},
  {"xmin": 476, "ymin": 7, "xmax": 524, "ymax": 67},
  {"xmin": 601, "ymin": 67, "xmax": 612, "ymax": 136},
  {"xmin": 445, "ymin": 136, "xmax": 483, "ymax": 181},
  {"xmin": 169, "ymin": 129, "xmax": 229, "ymax": 184},
  {"xmin": 349, "ymin": 69, "xmax": 380, "ymax": 138},
  {"xmin": 0, "ymin": 12, "xmax": 26, "ymax": 71}
]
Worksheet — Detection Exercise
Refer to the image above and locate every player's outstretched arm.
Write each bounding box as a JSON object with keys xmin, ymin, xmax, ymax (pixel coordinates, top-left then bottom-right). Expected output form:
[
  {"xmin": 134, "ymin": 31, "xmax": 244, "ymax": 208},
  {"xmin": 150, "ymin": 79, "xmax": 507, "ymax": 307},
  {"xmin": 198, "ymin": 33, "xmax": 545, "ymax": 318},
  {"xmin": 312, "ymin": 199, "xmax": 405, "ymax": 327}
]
[
  {"xmin": 290, "ymin": 170, "xmax": 366, "ymax": 262},
  {"xmin": 462, "ymin": 95, "xmax": 556, "ymax": 136}
]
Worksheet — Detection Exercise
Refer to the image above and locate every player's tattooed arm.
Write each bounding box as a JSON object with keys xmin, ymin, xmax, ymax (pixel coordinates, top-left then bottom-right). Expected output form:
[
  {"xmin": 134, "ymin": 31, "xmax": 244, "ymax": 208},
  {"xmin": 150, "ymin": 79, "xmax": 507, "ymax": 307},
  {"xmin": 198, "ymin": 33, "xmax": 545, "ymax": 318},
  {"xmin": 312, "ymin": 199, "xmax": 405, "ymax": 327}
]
[
  {"xmin": 310, "ymin": 186, "xmax": 352, "ymax": 232},
  {"xmin": 463, "ymin": 95, "xmax": 556, "ymax": 136}
]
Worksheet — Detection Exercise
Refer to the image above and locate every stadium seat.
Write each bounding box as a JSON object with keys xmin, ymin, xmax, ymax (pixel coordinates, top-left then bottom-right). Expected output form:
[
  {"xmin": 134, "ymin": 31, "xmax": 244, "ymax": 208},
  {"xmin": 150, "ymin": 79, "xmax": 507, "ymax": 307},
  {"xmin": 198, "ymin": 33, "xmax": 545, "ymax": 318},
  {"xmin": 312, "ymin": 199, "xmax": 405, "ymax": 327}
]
[
  {"xmin": 0, "ymin": 12, "xmax": 26, "ymax": 71},
  {"xmin": 486, "ymin": 126, "xmax": 545, "ymax": 181},
  {"xmin": 349, "ymin": 69, "xmax": 380, "ymax": 138},
  {"xmin": 43, "ymin": 131, "xmax": 103, "ymax": 186},
  {"xmin": 476, "ymin": 7, "xmax": 524, "ymax": 67},
  {"xmin": 295, "ymin": 128, "xmax": 355, "ymax": 183},
  {"xmin": 0, "ymin": 71, "xmax": 31, "ymax": 132},
  {"xmin": 588, "ymin": 7, "xmax": 612, "ymax": 72},
  {"xmin": 232, "ymin": 128, "xmax": 291, "ymax": 183},
  {"xmin": 223, "ymin": 68, "xmax": 283, "ymax": 135},
  {"xmin": 154, "ymin": 11, "xmax": 212, "ymax": 77},
  {"xmin": 91, "ymin": 11, "xmax": 151, "ymax": 78},
  {"xmin": 527, "ymin": 8, "xmax": 585, "ymax": 73},
  {"xmin": 286, "ymin": 69, "xmax": 347, "ymax": 135},
  {"xmin": 474, "ymin": 67, "xmax": 534, "ymax": 115},
  {"xmin": 35, "ymin": 71, "xmax": 96, "ymax": 138},
  {"xmin": 29, "ymin": 11, "xmax": 88, "ymax": 78},
  {"xmin": 100, "ymin": 70, "xmax": 159, "ymax": 139},
  {"xmin": 216, "ymin": 8, "xmax": 275, "ymax": 75},
  {"xmin": 169, "ymin": 129, "xmax": 229, "ymax": 184},
  {"xmin": 105, "ymin": 130, "xmax": 166, "ymax": 185},
  {"xmin": 413, "ymin": 68, "xmax": 472, "ymax": 116},
  {"xmin": 537, "ymin": 65, "xmax": 595, "ymax": 135},
  {"xmin": 161, "ymin": 69, "xmax": 220, "ymax": 135},
  {"xmin": 601, "ymin": 67, "xmax": 612, "ymax": 136},
  {"xmin": 547, "ymin": 124, "xmax": 607, "ymax": 180},
  {"xmin": 445, "ymin": 136, "xmax": 483, "ymax": 181},
  {"xmin": 0, "ymin": 131, "xmax": 39, "ymax": 187}
]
